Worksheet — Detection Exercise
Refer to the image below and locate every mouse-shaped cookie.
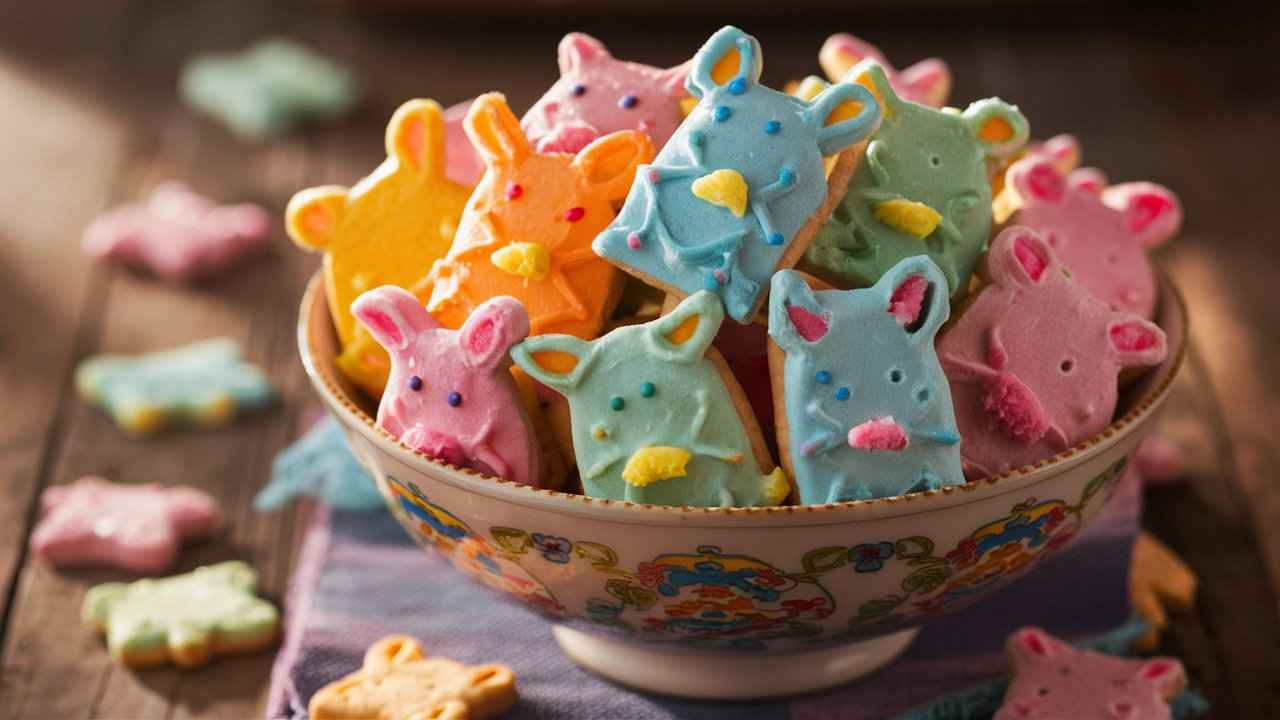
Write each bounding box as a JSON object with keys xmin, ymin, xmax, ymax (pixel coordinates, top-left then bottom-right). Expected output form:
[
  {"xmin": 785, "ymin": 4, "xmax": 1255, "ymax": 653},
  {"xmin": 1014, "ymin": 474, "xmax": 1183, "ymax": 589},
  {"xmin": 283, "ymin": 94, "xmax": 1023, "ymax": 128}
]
[
  {"xmin": 595, "ymin": 25, "xmax": 881, "ymax": 324},
  {"xmin": 995, "ymin": 627, "xmax": 1186, "ymax": 720},
  {"xmin": 352, "ymin": 286, "xmax": 546, "ymax": 488},
  {"xmin": 522, "ymin": 32, "xmax": 690, "ymax": 154},
  {"xmin": 818, "ymin": 33, "xmax": 951, "ymax": 108},
  {"xmin": 1007, "ymin": 155, "xmax": 1182, "ymax": 318},
  {"xmin": 802, "ymin": 60, "xmax": 1028, "ymax": 299},
  {"xmin": 513, "ymin": 290, "xmax": 789, "ymax": 507},
  {"xmin": 287, "ymin": 99, "xmax": 473, "ymax": 349},
  {"xmin": 769, "ymin": 259, "xmax": 963, "ymax": 502},
  {"xmin": 937, "ymin": 227, "xmax": 1167, "ymax": 479}
]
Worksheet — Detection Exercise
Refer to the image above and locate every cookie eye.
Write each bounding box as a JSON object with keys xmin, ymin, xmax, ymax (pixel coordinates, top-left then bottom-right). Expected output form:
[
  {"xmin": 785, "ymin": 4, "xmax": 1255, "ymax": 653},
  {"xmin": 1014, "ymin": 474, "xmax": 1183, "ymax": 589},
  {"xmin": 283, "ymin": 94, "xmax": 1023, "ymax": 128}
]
[
  {"xmin": 572, "ymin": 84, "xmax": 587, "ymax": 97},
  {"xmin": 564, "ymin": 207, "xmax": 585, "ymax": 222},
  {"xmin": 505, "ymin": 183, "xmax": 523, "ymax": 201},
  {"xmin": 815, "ymin": 370, "xmax": 832, "ymax": 385},
  {"xmin": 929, "ymin": 155, "xmax": 942, "ymax": 168},
  {"xmin": 610, "ymin": 396, "xmax": 625, "ymax": 411},
  {"xmin": 447, "ymin": 391, "xmax": 463, "ymax": 407},
  {"xmin": 763, "ymin": 119, "xmax": 781, "ymax": 135},
  {"xmin": 914, "ymin": 386, "xmax": 931, "ymax": 403},
  {"xmin": 619, "ymin": 94, "xmax": 639, "ymax": 110},
  {"xmin": 1060, "ymin": 359, "xmax": 1075, "ymax": 373},
  {"xmin": 591, "ymin": 423, "xmax": 609, "ymax": 440},
  {"xmin": 408, "ymin": 375, "xmax": 423, "ymax": 392},
  {"xmin": 713, "ymin": 105, "xmax": 732, "ymax": 122},
  {"xmin": 889, "ymin": 369, "xmax": 904, "ymax": 384},
  {"xmin": 640, "ymin": 382, "xmax": 656, "ymax": 398},
  {"xmin": 835, "ymin": 387, "xmax": 850, "ymax": 401}
]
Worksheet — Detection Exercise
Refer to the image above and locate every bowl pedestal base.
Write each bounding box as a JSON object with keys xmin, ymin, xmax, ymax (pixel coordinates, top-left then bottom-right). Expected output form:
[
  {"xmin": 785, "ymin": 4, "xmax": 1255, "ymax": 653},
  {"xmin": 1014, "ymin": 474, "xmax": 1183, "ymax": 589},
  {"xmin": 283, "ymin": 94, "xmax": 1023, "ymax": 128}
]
[{"xmin": 552, "ymin": 625, "xmax": 920, "ymax": 700}]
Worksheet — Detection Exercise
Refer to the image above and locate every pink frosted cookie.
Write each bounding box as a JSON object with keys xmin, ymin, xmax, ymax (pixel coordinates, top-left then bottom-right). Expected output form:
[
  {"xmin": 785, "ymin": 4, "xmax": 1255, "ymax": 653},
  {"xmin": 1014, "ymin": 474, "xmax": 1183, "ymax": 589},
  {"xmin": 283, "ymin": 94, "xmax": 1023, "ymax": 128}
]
[
  {"xmin": 521, "ymin": 32, "xmax": 689, "ymax": 154},
  {"xmin": 818, "ymin": 33, "xmax": 951, "ymax": 107},
  {"xmin": 442, "ymin": 97, "xmax": 484, "ymax": 186},
  {"xmin": 31, "ymin": 476, "xmax": 221, "ymax": 572},
  {"xmin": 82, "ymin": 182, "xmax": 270, "ymax": 281},
  {"xmin": 938, "ymin": 227, "xmax": 1167, "ymax": 479},
  {"xmin": 1008, "ymin": 155, "xmax": 1182, "ymax": 318},
  {"xmin": 352, "ymin": 285, "xmax": 546, "ymax": 487},
  {"xmin": 996, "ymin": 626, "xmax": 1186, "ymax": 720}
]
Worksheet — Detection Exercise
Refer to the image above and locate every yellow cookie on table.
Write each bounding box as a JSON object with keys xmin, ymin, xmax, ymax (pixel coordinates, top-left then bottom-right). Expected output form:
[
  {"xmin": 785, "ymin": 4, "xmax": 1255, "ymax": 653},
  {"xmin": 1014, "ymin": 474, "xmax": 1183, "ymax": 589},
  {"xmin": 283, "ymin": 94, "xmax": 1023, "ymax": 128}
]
[
  {"xmin": 1129, "ymin": 530, "xmax": 1198, "ymax": 652},
  {"xmin": 309, "ymin": 635, "xmax": 517, "ymax": 720},
  {"xmin": 286, "ymin": 98, "xmax": 473, "ymax": 348}
]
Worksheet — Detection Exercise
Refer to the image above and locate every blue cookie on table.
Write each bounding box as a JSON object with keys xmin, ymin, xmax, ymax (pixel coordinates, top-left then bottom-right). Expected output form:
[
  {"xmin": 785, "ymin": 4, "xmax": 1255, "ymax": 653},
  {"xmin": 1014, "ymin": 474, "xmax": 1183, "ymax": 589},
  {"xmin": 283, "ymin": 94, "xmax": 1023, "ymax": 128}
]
[
  {"xmin": 255, "ymin": 415, "xmax": 385, "ymax": 512},
  {"xmin": 180, "ymin": 37, "xmax": 357, "ymax": 139},
  {"xmin": 594, "ymin": 25, "xmax": 881, "ymax": 324},
  {"xmin": 76, "ymin": 337, "xmax": 273, "ymax": 436},
  {"xmin": 767, "ymin": 258, "xmax": 963, "ymax": 503}
]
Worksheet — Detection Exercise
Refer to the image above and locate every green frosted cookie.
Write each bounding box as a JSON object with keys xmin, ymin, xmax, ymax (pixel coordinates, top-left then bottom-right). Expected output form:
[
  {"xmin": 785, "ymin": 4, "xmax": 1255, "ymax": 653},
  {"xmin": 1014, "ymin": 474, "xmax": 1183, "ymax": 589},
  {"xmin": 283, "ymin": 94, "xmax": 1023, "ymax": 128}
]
[
  {"xmin": 82, "ymin": 560, "xmax": 279, "ymax": 668},
  {"xmin": 802, "ymin": 60, "xmax": 1029, "ymax": 298}
]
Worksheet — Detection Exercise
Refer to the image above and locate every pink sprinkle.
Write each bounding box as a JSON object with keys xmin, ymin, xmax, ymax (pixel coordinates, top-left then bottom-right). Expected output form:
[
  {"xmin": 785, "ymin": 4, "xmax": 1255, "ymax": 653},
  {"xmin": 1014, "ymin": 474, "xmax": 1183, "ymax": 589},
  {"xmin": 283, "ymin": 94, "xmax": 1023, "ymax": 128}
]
[
  {"xmin": 1110, "ymin": 323, "xmax": 1157, "ymax": 352},
  {"xmin": 505, "ymin": 183, "xmax": 523, "ymax": 200},
  {"xmin": 626, "ymin": 232, "xmax": 642, "ymax": 250},
  {"xmin": 785, "ymin": 305, "xmax": 829, "ymax": 342},
  {"xmin": 1013, "ymin": 236, "xmax": 1047, "ymax": 281},
  {"xmin": 848, "ymin": 417, "xmax": 909, "ymax": 452},
  {"xmin": 982, "ymin": 374, "xmax": 1050, "ymax": 444},
  {"xmin": 564, "ymin": 207, "xmax": 585, "ymax": 222},
  {"xmin": 714, "ymin": 270, "xmax": 728, "ymax": 285},
  {"xmin": 888, "ymin": 274, "xmax": 927, "ymax": 327},
  {"xmin": 647, "ymin": 168, "xmax": 661, "ymax": 183}
]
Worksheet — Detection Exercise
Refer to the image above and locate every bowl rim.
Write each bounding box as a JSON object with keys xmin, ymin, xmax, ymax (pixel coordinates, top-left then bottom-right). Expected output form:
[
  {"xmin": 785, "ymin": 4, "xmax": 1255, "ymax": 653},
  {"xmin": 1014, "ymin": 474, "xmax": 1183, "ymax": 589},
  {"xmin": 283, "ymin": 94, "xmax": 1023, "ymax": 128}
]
[{"xmin": 299, "ymin": 270, "xmax": 1187, "ymax": 523}]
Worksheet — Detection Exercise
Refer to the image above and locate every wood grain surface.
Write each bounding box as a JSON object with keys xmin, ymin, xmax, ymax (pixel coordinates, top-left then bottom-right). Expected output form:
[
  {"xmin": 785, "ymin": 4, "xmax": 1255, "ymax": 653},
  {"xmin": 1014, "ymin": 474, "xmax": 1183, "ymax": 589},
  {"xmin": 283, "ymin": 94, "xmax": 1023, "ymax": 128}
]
[{"xmin": 0, "ymin": 2, "xmax": 1276, "ymax": 717}]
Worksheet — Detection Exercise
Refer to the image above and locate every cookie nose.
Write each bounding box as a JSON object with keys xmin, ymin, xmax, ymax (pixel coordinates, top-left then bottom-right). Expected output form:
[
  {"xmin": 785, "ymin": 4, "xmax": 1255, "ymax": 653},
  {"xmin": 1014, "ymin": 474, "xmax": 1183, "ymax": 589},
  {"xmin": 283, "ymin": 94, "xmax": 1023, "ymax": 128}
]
[
  {"xmin": 621, "ymin": 446, "xmax": 692, "ymax": 486},
  {"xmin": 691, "ymin": 169, "xmax": 749, "ymax": 218},
  {"xmin": 402, "ymin": 426, "xmax": 466, "ymax": 467},
  {"xmin": 981, "ymin": 373, "xmax": 1050, "ymax": 444},
  {"xmin": 490, "ymin": 242, "xmax": 551, "ymax": 281},
  {"xmin": 847, "ymin": 417, "xmax": 909, "ymax": 451}
]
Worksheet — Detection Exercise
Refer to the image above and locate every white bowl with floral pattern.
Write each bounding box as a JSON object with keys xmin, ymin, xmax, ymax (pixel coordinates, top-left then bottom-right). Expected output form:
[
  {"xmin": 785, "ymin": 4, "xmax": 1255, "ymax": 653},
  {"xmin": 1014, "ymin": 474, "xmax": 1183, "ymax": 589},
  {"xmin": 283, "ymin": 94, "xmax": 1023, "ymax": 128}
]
[{"xmin": 297, "ymin": 272, "xmax": 1187, "ymax": 700}]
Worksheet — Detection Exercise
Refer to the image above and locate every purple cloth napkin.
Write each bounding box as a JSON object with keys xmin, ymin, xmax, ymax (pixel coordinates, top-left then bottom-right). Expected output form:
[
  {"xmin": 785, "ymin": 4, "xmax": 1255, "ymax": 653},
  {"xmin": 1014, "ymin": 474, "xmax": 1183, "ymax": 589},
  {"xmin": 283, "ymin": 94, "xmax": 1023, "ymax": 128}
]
[{"xmin": 266, "ymin": 473, "xmax": 1140, "ymax": 719}]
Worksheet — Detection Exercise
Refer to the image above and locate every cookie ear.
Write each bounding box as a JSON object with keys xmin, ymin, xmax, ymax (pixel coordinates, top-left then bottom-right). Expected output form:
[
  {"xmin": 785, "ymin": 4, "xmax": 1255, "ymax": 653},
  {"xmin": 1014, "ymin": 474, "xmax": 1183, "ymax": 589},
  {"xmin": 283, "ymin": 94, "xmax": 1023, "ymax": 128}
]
[
  {"xmin": 1102, "ymin": 182, "xmax": 1182, "ymax": 249},
  {"xmin": 465, "ymin": 93, "xmax": 531, "ymax": 166},
  {"xmin": 844, "ymin": 59, "xmax": 899, "ymax": 117},
  {"xmin": 364, "ymin": 635, "xmax": 426, "ymax": 675},
  {"xmin": 1007, "ymin": 627, "xmax": 1060, "ymax": 668},
  {"xmin": 511, "ymin": 335, "xmax": 596, "ymax": 393},
  {"xmin": 819, "ymin": 33, "xmax": 887, "ymax": 83},
  {"xmin": 558, "ymin": 32, "xmax": 609, "ymax": 75},
  {"xmin": 1107, "ymin": 316, "xmax": 1167, "ymax": 368},
  {"xmin": 458, "ymin": 296, "xmax": 530, "ymax": 371},
  {"xmin": 898, "ymin": 58, "xmax": 951, "ymax": 107},
  {"xmin": 805, "ymin": 80, "xmax": 882, "ymax": 157},
  {"xmin": 768, "ymin": 270, "xmax": 829, "ymax": 353},
  {"xmin": 1041, "ymin": 133, "xmax": 1081, "ymax": 170},
  {"xmin": 963, "ymin": 98, "xmax": 1029, "ymax": 159},
  {"xmin": 285, "ymin": 186, "xmax": 348, "ymax": 250},
  {"xmin": 572, "ymin": 130, "xmax": 653, "ymax": 204},
  {"xmin": 352, "ymin": 285, "xmax": 440, "ymax": 353},
  {"xmin": 1009, "ymin": 156, "xmax": 1067, "ymax": 206},
  {"xmin": 988, "ymin": 227, "xmax": 1059, "ymax": 289},
  {"xmin": 650, "ymin": 291, "xmax": 723, "ymax": 364},
  {"xmin": 386, "ymin": 99, "xmax": 447, "ymax": 179},
  {"xmin": 1133, "ymin": 657, "xmax": 1187, "ymax": 700},
  {"xmin": 879, "ymin": 255, "xmax": 949, "ymax": 341},
  {"xmin": 687, "ymin": 26, "xmax": 762, "ymax": 100}
]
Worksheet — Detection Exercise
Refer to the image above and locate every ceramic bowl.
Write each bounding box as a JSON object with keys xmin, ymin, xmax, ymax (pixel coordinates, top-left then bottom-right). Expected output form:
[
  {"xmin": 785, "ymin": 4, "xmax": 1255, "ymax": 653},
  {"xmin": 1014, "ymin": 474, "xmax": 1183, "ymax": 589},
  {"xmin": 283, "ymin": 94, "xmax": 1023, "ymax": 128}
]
[{"xmin": 297, "ymin": 272, "xmax": 1187, "ymax": 700}]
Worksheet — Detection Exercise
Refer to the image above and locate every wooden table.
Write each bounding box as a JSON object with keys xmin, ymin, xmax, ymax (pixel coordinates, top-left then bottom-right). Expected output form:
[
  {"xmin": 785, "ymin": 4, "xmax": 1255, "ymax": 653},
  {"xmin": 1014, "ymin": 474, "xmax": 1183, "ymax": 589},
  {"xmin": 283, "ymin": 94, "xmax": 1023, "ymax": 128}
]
[{"xmin": 0, "ymin": 3, "xmax": 1276, "ymax": 717}]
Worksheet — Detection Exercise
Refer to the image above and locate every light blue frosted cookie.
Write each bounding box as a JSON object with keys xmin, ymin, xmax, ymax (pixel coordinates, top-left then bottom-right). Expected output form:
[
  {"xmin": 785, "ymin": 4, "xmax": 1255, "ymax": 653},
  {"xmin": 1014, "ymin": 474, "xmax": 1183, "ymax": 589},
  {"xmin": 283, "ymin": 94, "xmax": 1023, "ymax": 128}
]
[
  {"xmin": 76, "ymin": 337, "xmax": 273, "ymax": 435},
  {"xmin": 254, "ymin": 416, "xmax": 384, "ymax": 512},
  {"xmin": 180, "ymin": 38, "xmax": 357, "ymax": 139}
]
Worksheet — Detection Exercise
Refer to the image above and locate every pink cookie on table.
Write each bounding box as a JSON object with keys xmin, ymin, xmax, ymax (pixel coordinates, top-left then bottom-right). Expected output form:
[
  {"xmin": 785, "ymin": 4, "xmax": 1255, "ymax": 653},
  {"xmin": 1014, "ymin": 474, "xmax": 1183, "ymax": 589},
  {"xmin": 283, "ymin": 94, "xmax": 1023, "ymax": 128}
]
[
  {"xmin": 1008, "ymin": 155, "xmax": 1182, "ymax": 318},
  {"xmin": 82, "ymin": 182, "xmax": 270, "ymax": 281},
  {"xmin": 996, "ymin": 627, "xmax": 1186, "ymax": 720},
  {"xmin": 352, "ymin": 285, "xmax": 546, "ymax": 488},
  {"xmin": 520, "ymin": 32, "xmax": 689, "ymax": 154},
  {"xmin": 937, "ymin": 227, "xmax": 1167, "ymax": 479},
  {"xmin": 818, "ymin": 33, "xmax": 951, "ymax": 107},
  {"xmin": 31, "ymin": 476, "xmax": 221, "ymax": 572}
]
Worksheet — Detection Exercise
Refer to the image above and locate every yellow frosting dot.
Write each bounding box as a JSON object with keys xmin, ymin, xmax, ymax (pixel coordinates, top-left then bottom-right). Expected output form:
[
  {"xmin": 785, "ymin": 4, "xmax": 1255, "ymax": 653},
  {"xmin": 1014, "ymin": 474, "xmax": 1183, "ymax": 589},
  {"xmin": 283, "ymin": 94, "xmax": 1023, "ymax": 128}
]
[
  {"xmin": 691, "ymin": 169, "xmax": 749, "ymax": 218},
  {"xmin": 621, "ymin": 446, "xmax": 692, "ymax": 487},
  {"xmin": 490, "ymin": 242, "xmax": 551, "ymax": 281},
  {"xmin": 763, "ymin": 467, "xmax": 791, "ymax": 505},
  {"xmin": 874, "ymin": 198, "xmax": 943, "ymax": 239}
]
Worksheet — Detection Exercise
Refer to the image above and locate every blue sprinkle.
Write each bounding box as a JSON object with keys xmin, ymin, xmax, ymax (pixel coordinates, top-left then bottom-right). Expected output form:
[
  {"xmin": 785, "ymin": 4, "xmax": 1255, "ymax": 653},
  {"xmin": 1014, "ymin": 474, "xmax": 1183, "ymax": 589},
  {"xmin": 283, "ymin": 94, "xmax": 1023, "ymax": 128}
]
[
  {"xmin": 610, "ymin": 396, "xmax": 625, "ymax": 411},
  {"xmin": 728, "ymin": 78, "xmax": 747, "ymax": 95},
  {"xmin": 619, "ymin": 94, "xmax": 638, "ymax": 109},
  {"xmin": 767, "ymin": 232, "xmax": 784, "ymax": 245},
  {"xmin": 447, "ymin": 391, "xmax": 462, "ymax": 407},
  {"xmin": 764, "ymin": 119, "xmax": 781, "ymax": 135},
  {"xmin": 572, "ymin": 84, "xmax": 586, "ymax": 96},
  {"xmin": 408, "ymin": 375, "xmax": 422, "ymax": 391},
  {"xmin": 836, "ymin": 387, "xmax": 851, "ymax": 401},
  {"xmin": 779, "ymin": 167, "xmax": 796, "ymax": 186},
  {"xmin": 714, "ymin": 105, "xmax": 731, "ymax": 122},
  {"xmin": 815, "ymin": 370, "xmax": 832, "ymax": 385},
  {"xmin": 640, "ymin": 382, "xmax": 655, "ymax": 398}
]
